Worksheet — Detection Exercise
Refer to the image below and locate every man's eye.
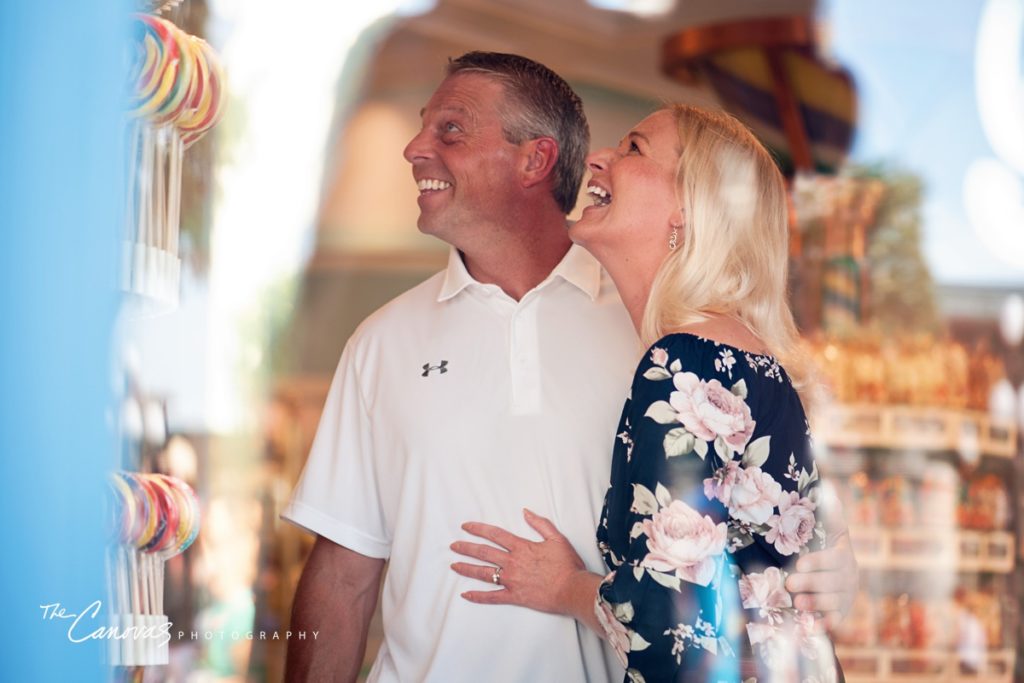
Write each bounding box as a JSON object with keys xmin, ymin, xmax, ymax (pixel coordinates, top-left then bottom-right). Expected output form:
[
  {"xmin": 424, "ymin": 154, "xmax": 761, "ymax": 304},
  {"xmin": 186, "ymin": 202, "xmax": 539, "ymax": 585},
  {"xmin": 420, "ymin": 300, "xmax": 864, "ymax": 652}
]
[
  {"xmin": 628, "ymin": 140, "xmax": 640, "ymax": 154},
  {"xmin": 444, "ymin": 122, "xmax": 461, "ymax": 134}
]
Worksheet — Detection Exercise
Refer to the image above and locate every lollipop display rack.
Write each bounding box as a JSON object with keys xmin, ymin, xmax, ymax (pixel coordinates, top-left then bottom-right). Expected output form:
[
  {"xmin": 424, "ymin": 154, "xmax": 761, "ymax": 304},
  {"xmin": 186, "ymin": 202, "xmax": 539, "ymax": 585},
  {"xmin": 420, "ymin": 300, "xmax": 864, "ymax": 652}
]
[
  {"xmin": 122, "ymin": 12, "xmax": 224, "ymax": 316},
  {"xmin": 106, "ymin": 471, "xmax": 200, "ymax": 667}
]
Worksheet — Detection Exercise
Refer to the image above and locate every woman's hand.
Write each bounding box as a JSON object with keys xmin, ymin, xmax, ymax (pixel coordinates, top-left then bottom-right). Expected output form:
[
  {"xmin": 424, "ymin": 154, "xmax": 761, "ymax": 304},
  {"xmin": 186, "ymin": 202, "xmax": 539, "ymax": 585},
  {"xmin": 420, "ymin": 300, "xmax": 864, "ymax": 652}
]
[{"xmin": 450, "ymin": 509, "xmax": 598, "ymax": 618}]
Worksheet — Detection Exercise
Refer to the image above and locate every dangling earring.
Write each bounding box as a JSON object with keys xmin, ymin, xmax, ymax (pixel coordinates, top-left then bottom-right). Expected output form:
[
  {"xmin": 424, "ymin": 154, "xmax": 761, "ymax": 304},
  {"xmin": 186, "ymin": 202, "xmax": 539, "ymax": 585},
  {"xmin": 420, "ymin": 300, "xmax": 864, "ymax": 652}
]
[{"xmin": 668, "ymin": 224, "xmax": 679, "ymax": 251}]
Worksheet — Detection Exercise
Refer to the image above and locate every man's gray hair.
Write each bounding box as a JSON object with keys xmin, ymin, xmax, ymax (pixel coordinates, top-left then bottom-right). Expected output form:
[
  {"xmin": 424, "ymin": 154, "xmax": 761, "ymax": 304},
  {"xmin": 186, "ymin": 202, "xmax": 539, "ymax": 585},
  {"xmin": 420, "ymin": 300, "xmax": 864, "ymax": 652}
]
[{"xmin": 446, "ymin": 52, "xmax": 589, "ymax": 215}]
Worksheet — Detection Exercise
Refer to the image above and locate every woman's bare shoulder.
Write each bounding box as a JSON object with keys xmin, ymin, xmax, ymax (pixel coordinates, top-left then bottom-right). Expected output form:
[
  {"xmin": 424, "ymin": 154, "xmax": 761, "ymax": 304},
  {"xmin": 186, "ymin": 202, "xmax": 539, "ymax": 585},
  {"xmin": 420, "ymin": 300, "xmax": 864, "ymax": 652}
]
[{"xmin": 669, "ymin": 316, "xmax": 770, "ymax": 357}]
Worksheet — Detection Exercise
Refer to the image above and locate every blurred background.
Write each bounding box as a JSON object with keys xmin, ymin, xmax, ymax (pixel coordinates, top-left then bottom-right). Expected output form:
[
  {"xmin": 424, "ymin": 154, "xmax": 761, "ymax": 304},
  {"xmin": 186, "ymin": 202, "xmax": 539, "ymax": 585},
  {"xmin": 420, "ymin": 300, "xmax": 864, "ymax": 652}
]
[{"xmin": 5, "ymin": 0, "xmax": 1024, "ymax": 681}]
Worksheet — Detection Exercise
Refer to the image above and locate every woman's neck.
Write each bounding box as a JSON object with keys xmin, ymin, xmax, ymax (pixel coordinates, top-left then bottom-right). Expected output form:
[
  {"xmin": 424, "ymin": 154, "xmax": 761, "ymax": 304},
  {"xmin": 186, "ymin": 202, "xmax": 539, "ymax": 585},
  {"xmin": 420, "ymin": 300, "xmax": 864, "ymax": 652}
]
[
  {"xmin": 602, "ymin": 255, "xmax": 770, "ymax": 355},
  {"xmin": 601, "ymin": 258, "xmax": 654, "ymax": 336}
]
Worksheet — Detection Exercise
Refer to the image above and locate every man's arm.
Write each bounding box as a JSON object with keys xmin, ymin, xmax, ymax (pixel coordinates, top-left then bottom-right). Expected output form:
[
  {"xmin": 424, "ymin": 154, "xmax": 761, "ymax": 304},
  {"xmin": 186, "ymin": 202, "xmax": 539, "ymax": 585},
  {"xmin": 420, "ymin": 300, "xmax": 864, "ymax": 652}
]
[{"xmin": 285, "ymin": 535, "xmax": 385, "ymax": 683}]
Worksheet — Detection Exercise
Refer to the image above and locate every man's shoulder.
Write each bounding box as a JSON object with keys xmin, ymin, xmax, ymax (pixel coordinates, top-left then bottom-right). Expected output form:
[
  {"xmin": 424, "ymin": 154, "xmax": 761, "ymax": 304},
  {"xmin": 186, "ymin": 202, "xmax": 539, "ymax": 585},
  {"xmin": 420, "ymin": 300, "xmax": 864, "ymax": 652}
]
[{"xmin": 349, "ymin": 269, "xmax": 447, "ymax": 344}]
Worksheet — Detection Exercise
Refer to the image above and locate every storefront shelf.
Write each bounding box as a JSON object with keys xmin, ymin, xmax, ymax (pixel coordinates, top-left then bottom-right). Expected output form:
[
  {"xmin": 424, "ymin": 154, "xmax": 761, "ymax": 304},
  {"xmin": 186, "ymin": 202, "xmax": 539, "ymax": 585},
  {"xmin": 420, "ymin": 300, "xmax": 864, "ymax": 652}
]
[
  {"xmin": 816, "ymin": 404, "xmax": 1017, "ymax": 458},
  {"xmin": 837, "ymin": 646, "xmax": 1015, "ymax": 682},
  {"xmin": 849, "ymin": 528, "xmax": 1015, "ymax": 574}
]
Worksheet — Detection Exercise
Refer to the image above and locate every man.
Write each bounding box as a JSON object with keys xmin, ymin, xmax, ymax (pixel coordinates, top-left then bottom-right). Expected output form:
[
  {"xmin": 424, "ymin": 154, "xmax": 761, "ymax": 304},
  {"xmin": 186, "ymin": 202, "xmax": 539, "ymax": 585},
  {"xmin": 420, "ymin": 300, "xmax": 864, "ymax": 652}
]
[{"xmin": 283, "ymin": 52, "xmax": 855, "ymax": 682}]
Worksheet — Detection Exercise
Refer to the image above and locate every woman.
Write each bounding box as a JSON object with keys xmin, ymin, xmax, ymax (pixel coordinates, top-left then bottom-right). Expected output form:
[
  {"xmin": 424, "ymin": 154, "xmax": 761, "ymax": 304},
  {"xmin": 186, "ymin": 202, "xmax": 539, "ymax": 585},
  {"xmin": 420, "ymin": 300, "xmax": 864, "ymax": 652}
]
[{"xmin": 450, "ymin": 105, "xmax": 841, "ymax": 681}]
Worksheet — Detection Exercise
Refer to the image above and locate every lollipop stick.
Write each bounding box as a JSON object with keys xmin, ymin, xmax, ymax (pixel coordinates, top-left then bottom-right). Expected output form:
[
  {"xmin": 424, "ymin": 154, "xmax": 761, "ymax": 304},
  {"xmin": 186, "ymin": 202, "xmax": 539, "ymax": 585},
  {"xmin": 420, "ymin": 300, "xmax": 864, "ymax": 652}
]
[
  {"xmin": 118, "ymin": 547, "xmax": 129, "ymax": 616},
  {"xmin": 164, "ymin": 127, "xmax": 173, "ymax": 254},
  {"xmin": 156, "ymin": 128, "xmax": 166, "ymax": 252},
  {"xmin": 124, "ymin": 121, "xmax": 139, "ymax": 245},
  {"xmin": 138, "ymin": 126, "xmax": 152, "ymax": 251},
  {"xmin": 147, "ymin": 126, "xmax": 157, "ymax": 250},
  {"xmin": 127, "ymin": 548, "xmax": 138, "ymax": 616},
  {"xmin": 145, "ymin": 125, "xmax": 152, "ymax": 248},
  {"xmin": 141, "ymin": 553, "xmax": 148, "ymax": 617},
  {"xmin": 138, "ymin": 551, "xmax": 146, "ymax": 617},
  {"xmin": 163, "ymin": 135, "xmax": 171, "ymax": 256},
  {"xmin": 170, "ymin": 132, "xmax": 182, "ymax": 257},
  {"xmin": 152, "ymin": 555, "xmax": 158, "ymax": 617},
  {"xmin": 145, "ymin": 552, "xmax": 151, "ymax": 616},
  {"xmin": 147, "ymin": 557, "xmax": 154, "ymax": 618},
  {"xmin": 140, "ymin": 550, "xmax": 148, "ymax": 617},
  {"xmin": 136, "ymin": 549, "xmax": 147, "ymax": 617},
  {"xmin": 135, "ymin": 128, "xmax": 145, "ymax": 251},
  {"xmin": 176, "ymin": 132, "xmax": 183, "ymax": 252},
  {"xmin": 157, "ymin": 557, "xmax": 163, "ymax": 618},
  {"xmin": 105, "ymin": 546, "xmax": 116, "ymax": 616}
]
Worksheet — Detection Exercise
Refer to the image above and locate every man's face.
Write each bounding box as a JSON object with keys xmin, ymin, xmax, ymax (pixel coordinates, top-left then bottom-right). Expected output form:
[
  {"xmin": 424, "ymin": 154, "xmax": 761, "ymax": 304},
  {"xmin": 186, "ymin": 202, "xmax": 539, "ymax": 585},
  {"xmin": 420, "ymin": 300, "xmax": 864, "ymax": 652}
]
[{"xmin": 403, "ymin": 73, "xmax": 523, "ymax": 247}]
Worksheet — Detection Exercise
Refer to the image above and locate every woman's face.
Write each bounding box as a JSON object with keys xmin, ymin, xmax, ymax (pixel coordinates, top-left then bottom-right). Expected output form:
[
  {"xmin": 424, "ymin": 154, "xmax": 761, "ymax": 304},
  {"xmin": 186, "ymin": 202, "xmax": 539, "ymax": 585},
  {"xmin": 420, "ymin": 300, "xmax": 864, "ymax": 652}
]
[{"xmin": 570, "ymin": 109, "xmax": 682, "ymax": 275}]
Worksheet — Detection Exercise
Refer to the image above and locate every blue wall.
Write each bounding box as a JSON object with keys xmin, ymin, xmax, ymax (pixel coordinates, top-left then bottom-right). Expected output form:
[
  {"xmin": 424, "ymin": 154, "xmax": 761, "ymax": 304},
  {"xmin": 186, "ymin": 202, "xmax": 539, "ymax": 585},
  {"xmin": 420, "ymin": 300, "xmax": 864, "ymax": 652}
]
[{"xmin": 0, "ymin": 2, "xmax": 126, "ymax": 680}]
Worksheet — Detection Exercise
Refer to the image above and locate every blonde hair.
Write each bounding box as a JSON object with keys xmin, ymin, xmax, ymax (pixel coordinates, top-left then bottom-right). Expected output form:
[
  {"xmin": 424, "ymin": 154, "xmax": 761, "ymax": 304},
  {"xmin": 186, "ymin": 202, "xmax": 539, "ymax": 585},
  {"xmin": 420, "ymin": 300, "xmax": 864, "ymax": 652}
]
[{"xmin": 642, "ymin": 104, "xmax": 817, "ymax": 407}]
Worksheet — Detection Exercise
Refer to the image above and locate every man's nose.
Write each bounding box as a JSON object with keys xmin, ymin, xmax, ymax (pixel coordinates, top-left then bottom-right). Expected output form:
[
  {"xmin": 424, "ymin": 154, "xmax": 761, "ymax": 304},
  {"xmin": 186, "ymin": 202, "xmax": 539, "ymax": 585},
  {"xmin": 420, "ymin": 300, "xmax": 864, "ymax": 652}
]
[{"xmin": 403, "ymin": 128, "xmax": 432, "ymax": 164}]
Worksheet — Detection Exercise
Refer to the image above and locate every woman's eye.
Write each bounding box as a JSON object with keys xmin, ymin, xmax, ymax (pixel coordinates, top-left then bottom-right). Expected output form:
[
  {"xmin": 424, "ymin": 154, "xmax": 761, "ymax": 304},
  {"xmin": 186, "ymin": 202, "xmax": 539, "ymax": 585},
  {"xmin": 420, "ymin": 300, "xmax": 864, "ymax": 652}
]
[{"xmin": 628, "ymin": 140, "xmax": 640, "ymax": 154}]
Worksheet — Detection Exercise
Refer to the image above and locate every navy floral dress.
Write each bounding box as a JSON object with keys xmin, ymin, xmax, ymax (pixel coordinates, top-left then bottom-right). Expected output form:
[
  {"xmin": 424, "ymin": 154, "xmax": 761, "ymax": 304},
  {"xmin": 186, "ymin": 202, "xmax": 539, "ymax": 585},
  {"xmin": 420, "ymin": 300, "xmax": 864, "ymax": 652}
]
[{"xmin": 595, "ymin": 334, "xmax": 839, "ymax": 683}]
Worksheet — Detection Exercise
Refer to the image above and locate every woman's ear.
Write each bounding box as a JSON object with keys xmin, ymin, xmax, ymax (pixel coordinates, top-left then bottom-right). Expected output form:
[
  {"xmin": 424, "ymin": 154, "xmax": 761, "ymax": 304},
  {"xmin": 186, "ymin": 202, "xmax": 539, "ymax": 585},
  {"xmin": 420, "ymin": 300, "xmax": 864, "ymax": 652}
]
[
  {"xmin": 520, "ymin": 137, "xmax": 559, "ymax": 189},
  {"xmin": 670, "ymin": 208, "xmax": 685, "ymax": 230}
]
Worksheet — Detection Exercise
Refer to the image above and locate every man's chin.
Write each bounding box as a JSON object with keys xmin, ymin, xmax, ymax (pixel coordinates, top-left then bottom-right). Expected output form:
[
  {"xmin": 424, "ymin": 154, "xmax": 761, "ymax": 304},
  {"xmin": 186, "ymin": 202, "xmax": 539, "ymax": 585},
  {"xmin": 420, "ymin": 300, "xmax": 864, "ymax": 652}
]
[{"xmin": 416, "ymin": 217, "xmax": 437, "ymax": 237}]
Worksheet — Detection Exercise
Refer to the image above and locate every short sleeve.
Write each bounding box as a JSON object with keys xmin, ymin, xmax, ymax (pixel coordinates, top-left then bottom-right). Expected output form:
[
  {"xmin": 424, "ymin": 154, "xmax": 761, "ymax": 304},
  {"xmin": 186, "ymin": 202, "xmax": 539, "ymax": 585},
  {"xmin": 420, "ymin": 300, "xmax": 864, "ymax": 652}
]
[{"xmin": 281, "ymin": 338, "xmax": 391, "ymax": 559}]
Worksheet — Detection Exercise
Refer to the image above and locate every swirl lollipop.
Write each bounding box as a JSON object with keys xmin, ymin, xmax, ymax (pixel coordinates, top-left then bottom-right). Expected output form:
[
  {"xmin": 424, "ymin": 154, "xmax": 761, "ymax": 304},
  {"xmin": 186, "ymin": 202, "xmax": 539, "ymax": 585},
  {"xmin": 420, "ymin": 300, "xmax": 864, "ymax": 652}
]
[
  {"xmin": 163, "ymin": 474, "xmax": 201, "ymax": 554},
  {"xmin": 150, "ymin": 17, "xmax": 197, "ymax": 125},
  {"xmin": 145, "ymin": 475, "xmax": 181, "ymax": 554},
  {"xmin": 109, "ymin": 471, "xmax": 137, "ymax": 546},
  {"xmin": 138, "ymin": 475, "xmax": 170, "ymax": 553},
  {"xmin": 180, "ymin": 37, "xmax": 225, "ymax": 148},
  {"xmin": 129, "ymin": 15, "xmax": 182, "ymax": 120}
]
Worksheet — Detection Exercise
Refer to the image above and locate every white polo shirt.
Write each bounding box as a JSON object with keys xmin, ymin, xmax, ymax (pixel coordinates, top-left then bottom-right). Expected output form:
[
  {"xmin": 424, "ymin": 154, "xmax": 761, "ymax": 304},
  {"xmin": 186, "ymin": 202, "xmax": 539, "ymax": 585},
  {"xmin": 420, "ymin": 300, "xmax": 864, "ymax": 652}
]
[{"xmin": 283, "ymin": 244, "xmax": 640, "ymax": 682}]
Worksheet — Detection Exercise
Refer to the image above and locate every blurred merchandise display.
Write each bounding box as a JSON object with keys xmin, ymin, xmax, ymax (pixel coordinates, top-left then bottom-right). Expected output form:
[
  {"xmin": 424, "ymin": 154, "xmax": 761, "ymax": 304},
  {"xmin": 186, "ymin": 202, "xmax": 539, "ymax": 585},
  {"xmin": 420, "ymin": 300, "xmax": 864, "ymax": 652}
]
[
  {"xmin": 790, "ymin": 156, "xmax": 1020, "ymax": 683},
  {"xmin": 835, "ymin": 589, "xmax": 1014, "ymax": 680},
  {"xmin": 806, "ymin": 335, "xmax": 1007, "ymax": 411},
  {"xmin": 792, "ymin": 170, "xmax": 940, "ymax": 336},
  {"xmin": 836, "ymin": 471, "xmax": 1011, "ymax": 535},
  {"xmin": 817, "ymin": 362, "xmax": 1019, "ymax": 681}
]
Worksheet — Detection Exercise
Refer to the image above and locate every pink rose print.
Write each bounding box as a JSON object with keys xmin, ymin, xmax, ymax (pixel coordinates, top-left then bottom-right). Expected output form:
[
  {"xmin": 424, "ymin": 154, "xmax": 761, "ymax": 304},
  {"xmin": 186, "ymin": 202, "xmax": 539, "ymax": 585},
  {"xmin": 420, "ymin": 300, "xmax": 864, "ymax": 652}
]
[
  {"xmin": 641, "ymin": 500, "xmax": 727, "ymax": 586},
  {"xmin": 703, "ymin": 460, "xmax": 742, "ymax": 506},
  {"xmin": 746, "ymin": 621, "xmax": 778, "ymax": 647},
  {"xmin": 765, "ymin": 491, "xmax": 817, "ymax": 556},
  {"xmin": 595, "ymin": 590, "xmax": 630, "ymax": 667},
  {"xmin": 727, "ymin": 467, "xmax": 782, "ymax": 525},
  {"xmin": 739, "ymin": 567, "xmax": 793, "ymax": 622},
  {"xmin": 669, "ymin": 372, "xmax": 755, "ymax": 454}
]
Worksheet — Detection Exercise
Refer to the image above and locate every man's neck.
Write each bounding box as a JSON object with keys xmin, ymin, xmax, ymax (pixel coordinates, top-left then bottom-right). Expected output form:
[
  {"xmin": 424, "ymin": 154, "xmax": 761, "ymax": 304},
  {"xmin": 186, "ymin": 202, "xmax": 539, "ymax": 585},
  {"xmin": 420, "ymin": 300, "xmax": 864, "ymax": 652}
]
[{"xmin": 460, "ymin": 217, "xmax": 573, "ymax": 302}]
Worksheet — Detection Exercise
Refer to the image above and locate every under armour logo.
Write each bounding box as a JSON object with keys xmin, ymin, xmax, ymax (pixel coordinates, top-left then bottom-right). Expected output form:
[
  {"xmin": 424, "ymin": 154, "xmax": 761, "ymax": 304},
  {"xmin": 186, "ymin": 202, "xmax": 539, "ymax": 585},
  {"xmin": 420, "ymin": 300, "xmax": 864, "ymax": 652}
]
[{"xmin": 421, "ymin": 360, "xmax": 448, "ymax": 377}]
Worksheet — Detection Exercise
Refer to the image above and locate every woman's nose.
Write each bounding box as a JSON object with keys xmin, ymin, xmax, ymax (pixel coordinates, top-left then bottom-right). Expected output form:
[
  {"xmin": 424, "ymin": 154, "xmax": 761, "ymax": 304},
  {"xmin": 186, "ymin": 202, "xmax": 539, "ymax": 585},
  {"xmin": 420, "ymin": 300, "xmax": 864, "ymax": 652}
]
[{"xmin": 586, "ymin": 148, "xmax": 612, "ymax": 172}]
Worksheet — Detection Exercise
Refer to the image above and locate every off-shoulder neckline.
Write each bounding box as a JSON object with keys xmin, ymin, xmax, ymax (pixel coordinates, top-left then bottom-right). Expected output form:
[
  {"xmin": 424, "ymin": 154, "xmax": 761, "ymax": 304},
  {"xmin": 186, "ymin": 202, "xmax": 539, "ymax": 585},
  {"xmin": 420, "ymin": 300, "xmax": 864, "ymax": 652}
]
[{"xmin": 655, "ymin": 331, "xmax": 777, "ymax": 360}]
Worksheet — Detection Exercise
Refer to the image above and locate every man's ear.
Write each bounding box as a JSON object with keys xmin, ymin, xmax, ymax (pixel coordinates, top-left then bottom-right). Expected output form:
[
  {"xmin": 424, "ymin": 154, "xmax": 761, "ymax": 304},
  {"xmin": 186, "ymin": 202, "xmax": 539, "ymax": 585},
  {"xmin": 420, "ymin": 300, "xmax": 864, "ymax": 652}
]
[{"xmin": 520, "ymin": 137, "xmax": 559, "ymax": 189}]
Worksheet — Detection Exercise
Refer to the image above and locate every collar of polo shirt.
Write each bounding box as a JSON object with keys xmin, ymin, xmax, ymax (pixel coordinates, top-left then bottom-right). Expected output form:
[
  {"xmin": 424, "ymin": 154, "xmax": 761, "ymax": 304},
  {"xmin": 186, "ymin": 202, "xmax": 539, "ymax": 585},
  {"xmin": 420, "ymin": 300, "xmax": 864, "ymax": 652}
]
[{"xmin": 437, "ymin": 244, "xmax": 602, "ymax": 303}]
